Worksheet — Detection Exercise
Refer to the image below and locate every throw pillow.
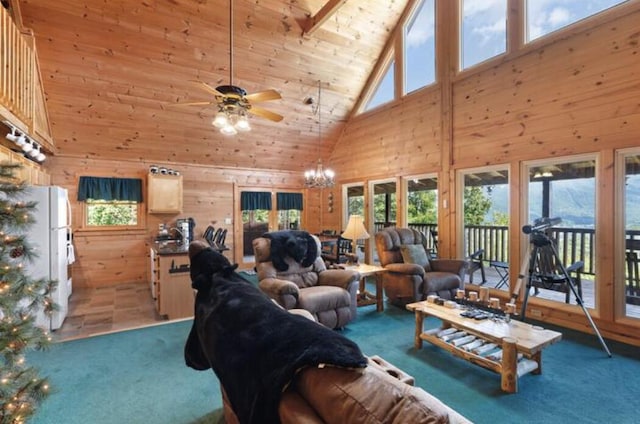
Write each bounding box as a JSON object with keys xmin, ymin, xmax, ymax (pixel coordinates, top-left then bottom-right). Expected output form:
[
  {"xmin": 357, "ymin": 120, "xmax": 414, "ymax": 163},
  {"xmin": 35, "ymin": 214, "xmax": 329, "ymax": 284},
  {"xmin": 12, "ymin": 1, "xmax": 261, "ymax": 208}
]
[{"xmin": 400, "ymin": 244, "xmax": 430, "ymax": 270}]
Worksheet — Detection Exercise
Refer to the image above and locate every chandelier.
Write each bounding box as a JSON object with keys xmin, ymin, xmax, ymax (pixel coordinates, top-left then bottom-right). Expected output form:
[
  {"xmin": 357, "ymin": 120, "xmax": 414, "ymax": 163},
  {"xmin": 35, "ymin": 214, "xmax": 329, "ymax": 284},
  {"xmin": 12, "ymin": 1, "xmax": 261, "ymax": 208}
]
[{"xmin": 304, "ymin": 81, "xmax": 335, "ymax": 188}]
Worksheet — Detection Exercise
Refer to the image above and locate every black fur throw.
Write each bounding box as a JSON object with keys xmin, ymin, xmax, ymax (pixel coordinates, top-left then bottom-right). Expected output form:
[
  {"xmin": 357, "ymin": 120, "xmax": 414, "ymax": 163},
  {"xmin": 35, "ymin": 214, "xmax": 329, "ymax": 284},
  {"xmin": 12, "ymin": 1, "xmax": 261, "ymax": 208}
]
[
  {"xmin": 184, "ymin": 241, "xmax": 366, "ymax": 424},
  {"xmin": 263, "ymin": 230, "xmax": 318, "ymax": 272}
]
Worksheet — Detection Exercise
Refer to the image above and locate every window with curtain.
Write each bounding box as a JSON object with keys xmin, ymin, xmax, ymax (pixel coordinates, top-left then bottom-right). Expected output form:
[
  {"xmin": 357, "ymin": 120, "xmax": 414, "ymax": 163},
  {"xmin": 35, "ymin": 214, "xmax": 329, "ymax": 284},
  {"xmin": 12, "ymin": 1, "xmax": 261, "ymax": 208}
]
[
  {"xmin": 78, "ymin": 176, "xmax": 143, "ymax": 227},
  {"xmin": 277, "ymin": 192, "xmax": 303, "ymax": 230}
]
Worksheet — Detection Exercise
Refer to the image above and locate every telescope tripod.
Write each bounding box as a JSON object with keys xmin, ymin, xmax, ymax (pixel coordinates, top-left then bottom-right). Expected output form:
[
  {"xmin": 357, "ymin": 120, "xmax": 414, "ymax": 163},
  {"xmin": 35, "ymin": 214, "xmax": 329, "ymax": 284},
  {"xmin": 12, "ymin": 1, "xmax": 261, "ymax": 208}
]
[{"xmin": 515, "ymin": 231, "xmax": 611, "ymax": 357}]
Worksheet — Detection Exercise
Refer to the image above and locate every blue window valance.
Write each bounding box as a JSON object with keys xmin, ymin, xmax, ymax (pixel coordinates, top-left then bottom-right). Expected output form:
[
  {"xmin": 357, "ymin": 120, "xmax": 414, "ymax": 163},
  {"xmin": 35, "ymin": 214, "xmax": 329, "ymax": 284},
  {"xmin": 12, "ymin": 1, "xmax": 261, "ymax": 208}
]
[
  {"xmin": 241, "ymin": 191, "xmax": 272, "ymax": 210},
  {"xmin": 77, "ymin": 176, "xmax": 143, "ymax": 202},
  {"xmin": 277, "ymin": 192, "xmax": 303, "ymax": 211}
]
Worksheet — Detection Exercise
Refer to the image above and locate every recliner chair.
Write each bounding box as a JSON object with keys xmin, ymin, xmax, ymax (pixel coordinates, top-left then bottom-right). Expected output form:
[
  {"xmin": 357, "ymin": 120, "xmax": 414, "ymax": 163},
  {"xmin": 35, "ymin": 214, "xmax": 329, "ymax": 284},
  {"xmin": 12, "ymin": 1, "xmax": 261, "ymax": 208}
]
[
  {"xmin": 253, "ymin": 232, "xmax": 360, "ymax": 329},
  {"xmin": 375, "ymin": 227, "xmax": 468, "ymax": 306}
]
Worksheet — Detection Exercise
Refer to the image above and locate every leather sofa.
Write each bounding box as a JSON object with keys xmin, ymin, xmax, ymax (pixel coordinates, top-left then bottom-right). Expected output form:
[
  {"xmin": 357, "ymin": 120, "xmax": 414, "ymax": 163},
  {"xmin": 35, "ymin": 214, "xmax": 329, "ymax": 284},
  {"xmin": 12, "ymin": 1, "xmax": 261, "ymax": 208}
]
[
  {"xmin": 375, "ymin": 227, "xmax": 468, "ymax": 306},
  {"xmin": 222, "ymin": 355, "xmax": 472, "ymax": 424},
  {"xmin": 253, "ymin": 232, "xmax": 360, "ymax": 329}
]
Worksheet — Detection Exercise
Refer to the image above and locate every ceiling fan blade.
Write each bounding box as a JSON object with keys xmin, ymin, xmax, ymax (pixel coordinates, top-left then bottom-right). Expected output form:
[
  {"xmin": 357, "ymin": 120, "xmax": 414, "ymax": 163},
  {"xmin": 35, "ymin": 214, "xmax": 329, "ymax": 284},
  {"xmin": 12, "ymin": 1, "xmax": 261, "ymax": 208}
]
[
  {"xmin": 169, "ymin": 101, "xmax": 216, "ymax": 107},
  {"xmin": 245, "ymin": 89, "xmax": 282, "ymax": 103},
  {"xmin": 248, "ymin": 106, "xmax": 284, "ymax": 122},
  {"xmin": 190, "ymin": 80, "xmax": 224, "ymax": 97}
]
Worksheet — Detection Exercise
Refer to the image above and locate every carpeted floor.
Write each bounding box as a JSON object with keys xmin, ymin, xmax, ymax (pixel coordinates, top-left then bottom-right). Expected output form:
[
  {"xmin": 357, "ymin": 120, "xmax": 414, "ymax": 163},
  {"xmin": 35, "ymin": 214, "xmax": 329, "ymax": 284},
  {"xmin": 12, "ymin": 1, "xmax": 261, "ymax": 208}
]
[{"xmin": 27, "ymin": 283, "xmax": 640, "ymax": 424}]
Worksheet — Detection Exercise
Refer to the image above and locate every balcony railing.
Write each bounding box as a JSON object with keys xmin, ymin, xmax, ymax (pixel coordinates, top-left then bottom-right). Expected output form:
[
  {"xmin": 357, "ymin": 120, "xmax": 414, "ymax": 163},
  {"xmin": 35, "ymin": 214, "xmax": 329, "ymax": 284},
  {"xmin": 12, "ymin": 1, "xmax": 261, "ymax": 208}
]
[
  {"xmin": 374, "ymin": 221, "xmax": 640, "ymax": 304},
  {"xmin": 375, "ymin": 221, "xmax": 640, "ymax": 276}
]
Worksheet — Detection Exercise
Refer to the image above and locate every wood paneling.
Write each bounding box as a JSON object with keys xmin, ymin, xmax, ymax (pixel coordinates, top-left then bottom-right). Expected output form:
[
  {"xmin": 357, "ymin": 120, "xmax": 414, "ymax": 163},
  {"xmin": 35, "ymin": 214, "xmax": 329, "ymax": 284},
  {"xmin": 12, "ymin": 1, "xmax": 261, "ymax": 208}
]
[
  {"xmin": 17, "ymin": 0, "xmax": 410, "ymax": 171},
  {"xmin": 48, "ymin": 155, "xmax": 303, "ymax": 288}
]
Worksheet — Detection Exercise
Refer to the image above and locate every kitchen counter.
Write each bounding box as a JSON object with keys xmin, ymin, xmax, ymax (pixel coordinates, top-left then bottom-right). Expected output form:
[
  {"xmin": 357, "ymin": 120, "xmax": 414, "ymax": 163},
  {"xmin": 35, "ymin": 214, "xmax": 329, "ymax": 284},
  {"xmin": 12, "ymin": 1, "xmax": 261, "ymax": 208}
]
[
  {"xmin": 150, "ymin": 246, "xmax": 193, "ymax": 320},
  {"xmin": 153, "ymin": 243, "xmax": 189, "ymax": 255}
]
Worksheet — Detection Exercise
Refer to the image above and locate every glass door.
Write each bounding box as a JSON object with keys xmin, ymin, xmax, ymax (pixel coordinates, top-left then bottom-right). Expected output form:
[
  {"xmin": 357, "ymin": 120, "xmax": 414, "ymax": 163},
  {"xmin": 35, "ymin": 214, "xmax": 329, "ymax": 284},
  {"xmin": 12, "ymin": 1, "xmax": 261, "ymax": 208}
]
[
  {"xmin": 619, "ymin": 150, "xmax": 640, "ymax": 319},
  {"xmin": 459, "ymin": 166, "xmax": 510, "ymax": 290},
  {"xmin": 524, "ymin": 156, "xmax": 596, "ymax": 308},
  {"xmin": 404, "ymin": 174, "xmax": 438, "ymax": 256}
]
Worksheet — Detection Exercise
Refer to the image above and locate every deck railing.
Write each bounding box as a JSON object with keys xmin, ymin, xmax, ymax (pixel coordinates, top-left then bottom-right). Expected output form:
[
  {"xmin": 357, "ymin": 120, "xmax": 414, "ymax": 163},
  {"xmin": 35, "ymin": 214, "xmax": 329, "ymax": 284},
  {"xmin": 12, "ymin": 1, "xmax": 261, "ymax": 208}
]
[
  {"xmin": 374, "ymin": 222, "xmax": 640, "ymax": 276},
  {"xmin": 374, "ymin": 222, "xmax": 640, "ymax": 303}
]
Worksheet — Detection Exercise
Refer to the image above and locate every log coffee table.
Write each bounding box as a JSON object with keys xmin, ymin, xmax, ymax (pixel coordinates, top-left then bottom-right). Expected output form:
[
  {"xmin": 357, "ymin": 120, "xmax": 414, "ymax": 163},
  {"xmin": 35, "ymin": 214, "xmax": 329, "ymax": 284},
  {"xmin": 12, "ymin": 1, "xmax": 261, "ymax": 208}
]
[{"xmin": 406, "ymin": 300, "xmax": 562, "ymax": 393}]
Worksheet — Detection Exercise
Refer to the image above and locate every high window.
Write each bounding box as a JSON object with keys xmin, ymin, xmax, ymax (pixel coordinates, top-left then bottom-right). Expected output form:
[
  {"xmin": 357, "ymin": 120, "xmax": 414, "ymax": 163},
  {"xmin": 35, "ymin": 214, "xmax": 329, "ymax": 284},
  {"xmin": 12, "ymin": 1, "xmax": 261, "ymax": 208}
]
[
  {"xmin": 461, "ymin": 0, "xmax": 507, "ymax": 69},
  {"xmin": 404, "ymin": 0, "xmax": 436, "ymax": 94},
  {"xmin": 527, "ymin": 0, "xmax": 629, "ymax": 42},
  {"xmin": 364, "ymin": 60, "xmax": 395, "ymax": 112}
]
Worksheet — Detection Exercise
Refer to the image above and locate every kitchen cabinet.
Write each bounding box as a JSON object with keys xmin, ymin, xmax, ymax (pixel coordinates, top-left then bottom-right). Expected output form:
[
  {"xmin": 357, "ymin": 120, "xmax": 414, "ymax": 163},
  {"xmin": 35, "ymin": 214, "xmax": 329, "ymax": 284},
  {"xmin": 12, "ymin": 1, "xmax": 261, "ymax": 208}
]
[
  {"xmin": 147, "ymin": 173, "xmax": 183, "ymax": 214},
  {"xmin": 151, "ymin": 248, "xmax": 193, "ymax": 320}
]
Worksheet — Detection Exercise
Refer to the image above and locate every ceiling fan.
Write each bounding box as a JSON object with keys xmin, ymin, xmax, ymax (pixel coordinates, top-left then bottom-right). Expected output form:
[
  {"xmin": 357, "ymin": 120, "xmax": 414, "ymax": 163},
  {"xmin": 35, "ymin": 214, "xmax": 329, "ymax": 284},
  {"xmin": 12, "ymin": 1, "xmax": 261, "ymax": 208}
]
[{"xmin": 173, "ymin": 0, "xmax": 283, "ymax": 134}]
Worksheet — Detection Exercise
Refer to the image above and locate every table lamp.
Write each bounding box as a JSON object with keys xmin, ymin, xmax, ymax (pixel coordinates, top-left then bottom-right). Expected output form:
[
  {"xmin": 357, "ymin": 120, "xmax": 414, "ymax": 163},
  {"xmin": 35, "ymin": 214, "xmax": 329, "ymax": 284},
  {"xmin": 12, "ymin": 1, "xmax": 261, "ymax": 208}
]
[{"xmin": 342, "ymin": 215, "xmax": 370, "ymax": 264}]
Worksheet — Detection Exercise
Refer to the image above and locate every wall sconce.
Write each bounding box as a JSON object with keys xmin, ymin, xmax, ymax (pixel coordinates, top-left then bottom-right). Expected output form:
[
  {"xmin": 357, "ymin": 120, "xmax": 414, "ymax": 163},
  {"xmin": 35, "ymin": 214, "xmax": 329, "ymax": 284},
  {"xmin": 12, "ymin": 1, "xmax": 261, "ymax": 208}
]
[{"xmin": 327, "ymin": 192, "xmax": 334, "ymax": 213}]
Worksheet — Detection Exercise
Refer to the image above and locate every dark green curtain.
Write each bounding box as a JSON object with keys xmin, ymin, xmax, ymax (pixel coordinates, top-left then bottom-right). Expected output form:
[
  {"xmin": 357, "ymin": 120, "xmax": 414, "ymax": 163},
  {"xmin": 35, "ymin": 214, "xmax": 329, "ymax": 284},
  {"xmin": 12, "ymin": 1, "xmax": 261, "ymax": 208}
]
[
  {"xmin": 240, "ymin": 191, "xmax": 272, "ymax": 210},
  {"xmin": 277, "ymin": 192, "xmax": 303, "ymax": 210},
  {"xmin": 77, "ymin": 176, "xmax": 143, "ymax": 202}
]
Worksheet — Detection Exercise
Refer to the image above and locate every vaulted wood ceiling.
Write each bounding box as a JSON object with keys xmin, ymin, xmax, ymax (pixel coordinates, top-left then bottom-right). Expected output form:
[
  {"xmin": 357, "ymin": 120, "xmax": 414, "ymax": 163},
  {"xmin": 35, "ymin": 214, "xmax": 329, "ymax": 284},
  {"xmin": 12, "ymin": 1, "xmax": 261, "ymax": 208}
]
[{"xmin": 18, "ymin": 0, "xmax": 410, "ymax": 171}]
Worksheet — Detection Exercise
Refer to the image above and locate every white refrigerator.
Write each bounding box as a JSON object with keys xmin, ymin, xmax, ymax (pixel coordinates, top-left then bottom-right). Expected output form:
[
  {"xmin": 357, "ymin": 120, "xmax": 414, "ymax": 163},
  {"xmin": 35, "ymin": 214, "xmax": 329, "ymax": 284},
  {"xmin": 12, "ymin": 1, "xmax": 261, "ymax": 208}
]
[{"xmin": 23, "ymin": 186, "xmax": 72, "ymax": 331}]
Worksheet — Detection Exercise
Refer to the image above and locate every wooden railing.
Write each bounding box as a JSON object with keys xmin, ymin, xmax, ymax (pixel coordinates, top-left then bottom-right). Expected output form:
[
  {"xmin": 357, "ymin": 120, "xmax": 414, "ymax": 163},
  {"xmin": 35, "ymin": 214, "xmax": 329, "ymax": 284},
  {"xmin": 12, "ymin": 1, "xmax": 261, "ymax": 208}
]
[
  {"xmin": 0, "ymin": 6, "xmax": 53, "ymax": 147},
  {"xmin": 1, "ymin": 6, "xmax": 34, "ymax": 125}
]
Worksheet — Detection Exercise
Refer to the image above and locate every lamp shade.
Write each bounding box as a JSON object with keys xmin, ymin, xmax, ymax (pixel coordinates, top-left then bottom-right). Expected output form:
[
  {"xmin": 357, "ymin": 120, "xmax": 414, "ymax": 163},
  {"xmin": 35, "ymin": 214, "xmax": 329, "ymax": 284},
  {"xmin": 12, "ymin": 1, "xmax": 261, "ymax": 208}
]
[{"xmin": 342, "ymin": 215, "xmax": 370, "ymax": 241}]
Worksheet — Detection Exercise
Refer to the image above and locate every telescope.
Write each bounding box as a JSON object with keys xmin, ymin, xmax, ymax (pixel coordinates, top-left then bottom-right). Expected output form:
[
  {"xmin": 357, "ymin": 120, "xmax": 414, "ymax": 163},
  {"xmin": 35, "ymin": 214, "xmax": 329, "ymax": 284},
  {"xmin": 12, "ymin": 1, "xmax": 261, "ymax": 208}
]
[{"xmin": 522, "ymin": 217, "xmax": 562, "ymax": 234}]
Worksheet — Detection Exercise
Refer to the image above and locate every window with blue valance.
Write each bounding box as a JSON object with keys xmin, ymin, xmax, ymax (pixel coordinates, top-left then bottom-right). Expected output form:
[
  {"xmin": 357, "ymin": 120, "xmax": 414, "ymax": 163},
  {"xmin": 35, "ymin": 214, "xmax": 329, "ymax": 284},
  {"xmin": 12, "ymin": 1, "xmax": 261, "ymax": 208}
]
[
  {"xmin": 240, "ymin": 191, "xmax": 272, "ymax": 210},
  {"xmin": 77, "ymin": 176, "xmax": 143, "ymax": 202},
  {"xmin": 277, "ymin": 192, "xmax": 303, "ymax": 211}
]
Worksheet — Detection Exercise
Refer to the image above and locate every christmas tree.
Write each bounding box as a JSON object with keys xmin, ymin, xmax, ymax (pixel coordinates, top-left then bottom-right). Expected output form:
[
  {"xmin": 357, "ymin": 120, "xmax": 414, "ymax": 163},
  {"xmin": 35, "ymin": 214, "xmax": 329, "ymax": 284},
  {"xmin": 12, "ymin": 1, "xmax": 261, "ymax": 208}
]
[{"xmin": 0, "ymin": 163, "xmax": 55, "ymax": 424}]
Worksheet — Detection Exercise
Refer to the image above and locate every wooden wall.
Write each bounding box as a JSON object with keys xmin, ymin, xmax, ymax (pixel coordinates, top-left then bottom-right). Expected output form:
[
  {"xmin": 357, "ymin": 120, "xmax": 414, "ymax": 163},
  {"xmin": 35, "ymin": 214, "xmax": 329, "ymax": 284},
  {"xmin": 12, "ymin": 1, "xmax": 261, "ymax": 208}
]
[
  {"xmin": 328, "ymin": 2, "xmax": 640, "ymax": 345},
  {"xmin": 48, "ymin": 156, "xmax": 305, "ymax": 288}
]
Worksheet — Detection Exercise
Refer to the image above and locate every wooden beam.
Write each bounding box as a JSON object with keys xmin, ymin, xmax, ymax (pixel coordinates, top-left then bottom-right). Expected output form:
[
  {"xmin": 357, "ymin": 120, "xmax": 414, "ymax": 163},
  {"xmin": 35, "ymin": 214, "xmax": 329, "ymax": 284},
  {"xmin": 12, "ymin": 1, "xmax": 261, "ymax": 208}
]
[{"xmin": 302, "ymin": 0, "xmax": 348, "ymax": 37}]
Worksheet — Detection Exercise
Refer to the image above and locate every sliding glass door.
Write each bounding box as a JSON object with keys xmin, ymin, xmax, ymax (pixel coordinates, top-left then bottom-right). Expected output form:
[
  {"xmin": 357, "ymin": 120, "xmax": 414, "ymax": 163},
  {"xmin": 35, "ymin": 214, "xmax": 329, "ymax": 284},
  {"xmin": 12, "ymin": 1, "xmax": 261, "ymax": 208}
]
[{"xmin": 619, "ymin": 150, "xmax": 640, "ymax": 319}]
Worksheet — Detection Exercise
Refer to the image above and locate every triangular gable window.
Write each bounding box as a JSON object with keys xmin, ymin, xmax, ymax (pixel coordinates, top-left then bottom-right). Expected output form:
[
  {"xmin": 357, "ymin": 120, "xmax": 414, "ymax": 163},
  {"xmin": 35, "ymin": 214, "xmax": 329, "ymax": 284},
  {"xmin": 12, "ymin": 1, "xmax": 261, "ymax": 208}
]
[{"xmin": 364, "ymin": 59, "xmax": 395, "ymax": 112}]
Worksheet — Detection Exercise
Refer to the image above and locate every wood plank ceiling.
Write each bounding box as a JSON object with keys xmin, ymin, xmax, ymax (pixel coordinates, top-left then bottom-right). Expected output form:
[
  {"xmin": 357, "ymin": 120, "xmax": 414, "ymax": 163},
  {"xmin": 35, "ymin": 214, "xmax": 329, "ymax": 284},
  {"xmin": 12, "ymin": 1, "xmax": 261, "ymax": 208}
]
[{"xmin": 17, "ymin": 0, "xmax": 410, "ymax": 171}]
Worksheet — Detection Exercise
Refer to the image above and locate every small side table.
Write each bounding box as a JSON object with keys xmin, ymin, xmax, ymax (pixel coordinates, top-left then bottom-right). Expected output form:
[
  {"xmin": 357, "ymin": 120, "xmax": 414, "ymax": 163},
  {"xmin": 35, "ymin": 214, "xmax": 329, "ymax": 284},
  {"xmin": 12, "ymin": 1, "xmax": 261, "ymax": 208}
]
[{"xmin": 345, "ymin": 263, "xmax": 387, "ymax": 312}]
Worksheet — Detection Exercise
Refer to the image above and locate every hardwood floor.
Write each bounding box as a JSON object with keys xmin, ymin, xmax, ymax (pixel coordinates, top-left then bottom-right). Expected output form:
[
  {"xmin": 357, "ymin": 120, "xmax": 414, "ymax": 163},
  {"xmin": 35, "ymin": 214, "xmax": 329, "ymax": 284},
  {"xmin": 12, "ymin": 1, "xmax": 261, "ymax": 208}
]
[{"xmin": 52, "ymin": 282, "xmax": 168, "ymax": 342}]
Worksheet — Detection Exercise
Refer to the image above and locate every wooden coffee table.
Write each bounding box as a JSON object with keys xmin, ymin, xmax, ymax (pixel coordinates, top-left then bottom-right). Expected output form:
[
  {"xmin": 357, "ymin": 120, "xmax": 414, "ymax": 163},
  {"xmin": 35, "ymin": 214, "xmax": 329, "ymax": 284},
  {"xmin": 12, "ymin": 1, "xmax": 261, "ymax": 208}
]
[
  {"xmin": 406, "ymin": 300, "xmax": 562, "ymax": 393},
  {"xmin": 344, "ymin": 263, "xmax": 387, "ymax": 312}
]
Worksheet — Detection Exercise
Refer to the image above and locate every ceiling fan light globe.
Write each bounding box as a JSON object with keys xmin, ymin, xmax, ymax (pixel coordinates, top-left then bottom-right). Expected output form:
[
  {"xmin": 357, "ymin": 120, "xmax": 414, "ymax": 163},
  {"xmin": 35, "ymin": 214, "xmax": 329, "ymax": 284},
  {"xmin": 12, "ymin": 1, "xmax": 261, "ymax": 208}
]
[
  {"xmin": 235, "ymin": 116, "xmax": 251, "ymax": 132},
  {"xmin": 220, "ymin": 124, "xmax": 237, "ymax": 136},
  {"xmin": 213, "ymin": 112, "xmax": 228, "ymax": 128}
]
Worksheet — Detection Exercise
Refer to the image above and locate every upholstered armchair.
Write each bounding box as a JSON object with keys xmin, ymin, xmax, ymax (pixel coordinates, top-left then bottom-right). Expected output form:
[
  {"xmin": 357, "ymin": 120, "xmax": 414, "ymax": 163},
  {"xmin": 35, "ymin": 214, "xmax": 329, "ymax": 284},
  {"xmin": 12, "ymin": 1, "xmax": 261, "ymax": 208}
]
[
  {"xmin": 375, "ymin": 227, "xmax": 468, "ymax": 306},
  {"xmin": 253, "ymin": 231, "xmax": 360, "ymax": 329}
]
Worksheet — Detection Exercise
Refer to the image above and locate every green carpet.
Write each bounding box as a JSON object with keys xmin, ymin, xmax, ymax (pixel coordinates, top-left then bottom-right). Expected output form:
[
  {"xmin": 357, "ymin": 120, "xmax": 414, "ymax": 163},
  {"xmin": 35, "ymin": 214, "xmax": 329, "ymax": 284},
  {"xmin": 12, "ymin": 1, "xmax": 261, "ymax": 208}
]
[{"xmin": 28, "ymin": 282, "xmax": 640, "ymax": 423}]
